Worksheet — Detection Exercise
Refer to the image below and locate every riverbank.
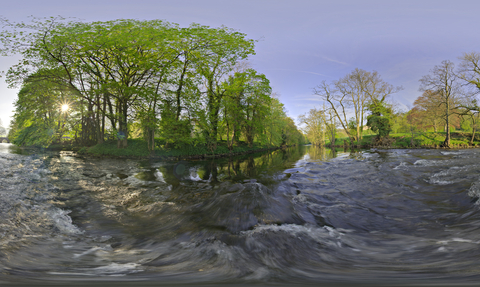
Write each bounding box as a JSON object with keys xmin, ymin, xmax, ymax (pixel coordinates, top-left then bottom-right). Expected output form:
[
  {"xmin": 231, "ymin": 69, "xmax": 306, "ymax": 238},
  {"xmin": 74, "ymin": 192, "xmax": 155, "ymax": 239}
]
[
  {"xmin": 17, "ymin": 131, "xmax": 479, "ymax": 159},
  {"xmin": 67, "ymin": 139, "xmax": 292, "ymax": 160},
  {"xmin": 326, "ymin": 131, "xmax": 480, "ymax": 149}
]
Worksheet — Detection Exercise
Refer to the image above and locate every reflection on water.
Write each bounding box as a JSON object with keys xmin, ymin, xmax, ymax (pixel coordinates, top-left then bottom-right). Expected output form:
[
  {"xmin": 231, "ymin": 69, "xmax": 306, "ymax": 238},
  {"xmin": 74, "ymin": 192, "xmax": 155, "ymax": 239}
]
[
  {"xmin": 146, "ymin": 146, "xmax": 349, "ymax": 186},
  {"xmin": 4, "ymin": 145, "xmax": 480, "ymax": 286},
  {"xmin": 0, "ymin": 142, "xmax": 28, "ymax": 155},
  {"xmin": 141, "ymin": 146, "xmax": 312, "ymax": 186}
]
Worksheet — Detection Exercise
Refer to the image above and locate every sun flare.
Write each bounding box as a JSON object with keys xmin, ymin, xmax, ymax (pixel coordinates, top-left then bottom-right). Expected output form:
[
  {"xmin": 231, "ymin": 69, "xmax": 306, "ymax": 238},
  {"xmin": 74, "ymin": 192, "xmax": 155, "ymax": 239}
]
[{"xmin": 61, "ymin": 104, "xmax": 69, "ymax": 112}]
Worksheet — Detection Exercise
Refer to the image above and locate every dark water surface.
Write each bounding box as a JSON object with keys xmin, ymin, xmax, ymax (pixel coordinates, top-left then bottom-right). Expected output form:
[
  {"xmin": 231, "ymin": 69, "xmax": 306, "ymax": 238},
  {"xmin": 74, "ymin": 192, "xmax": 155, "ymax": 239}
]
[{"xmin": 2, "ymin": 143, "xmax": 480, "ymax": 286}]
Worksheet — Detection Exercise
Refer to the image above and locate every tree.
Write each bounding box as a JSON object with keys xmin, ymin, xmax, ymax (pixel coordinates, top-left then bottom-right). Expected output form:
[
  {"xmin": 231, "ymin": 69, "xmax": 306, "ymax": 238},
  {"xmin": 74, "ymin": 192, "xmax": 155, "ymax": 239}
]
[
  {"xmin": 281, "ymin": 116, "xmax": 305, "ymax": 146},
  {"xmin": 298, "ymin": 108, "xmax": 326, "ymax": 146},
  {"xmin": 314, "ymin": 80, "xmax": 355, "ymax": 144},
  {"xmin": 390, "ymin": 111, "xmax": 409, "ymax": 134},
  {"xmin": 2, "ymin": 17, "xmax": 302, "ymax": 151},
  {"xmin": 410, "ymin": 90, "xmax": 445, "ymax": 132},
  {"xmin": 192, "ymin": 26, "xmax": 256, "ymax": 150},
  {"xmin": 366, "ymin": 101, "xmax": 394, "ymax": 139},
  {"xmin": 464, "ymin": 108, "xmax": 480, "ymax": 145},
  {"xmin": 458, "ymin": 52, "xmax": 480, "ymax": 93},
  {"xmin": 240, "ymin": 71, "xmax": 272, "ymax": 147},
  {"xmin": 419, "ymin": 60, "xmax": 462, "ymax": 147},
  {"xmin": 2, "ymin": 18, "xmax": 186, "ymax": 148},
  {"xmin": 7, "ymin": 70, "xmax": 79, "ymax": 147},
  {"xmin": 264, "ymin": 96, "xmax": 288, "ymax": 147},
  {"xmin": 324, "ymin": 107, "xmax": 338, "ymax": 146},
  {"xmin": 359, "ymin": 70, "xmax": 402, "ymax": 139},
  {"xmin": 314, "ymin": 69, "xmax": 400, "ymax": 144},
  {"xmin": 457, "ymin": 51, "xmax": 480, "ymax": 145}
]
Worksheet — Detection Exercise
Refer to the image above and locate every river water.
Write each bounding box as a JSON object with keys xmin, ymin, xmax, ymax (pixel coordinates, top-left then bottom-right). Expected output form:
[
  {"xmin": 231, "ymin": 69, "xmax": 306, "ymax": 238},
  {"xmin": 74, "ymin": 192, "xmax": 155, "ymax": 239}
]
[{"xmin": 2, "ymin": 143, "xmax": 480, "ymax": 286}]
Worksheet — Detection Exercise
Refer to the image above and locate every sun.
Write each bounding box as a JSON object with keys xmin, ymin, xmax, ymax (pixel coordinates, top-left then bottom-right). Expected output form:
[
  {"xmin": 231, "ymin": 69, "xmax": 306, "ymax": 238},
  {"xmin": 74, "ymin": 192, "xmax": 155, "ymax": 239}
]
[{"xmin": 61, "ymin": 104, "xmax": 69, "ymax": 112}]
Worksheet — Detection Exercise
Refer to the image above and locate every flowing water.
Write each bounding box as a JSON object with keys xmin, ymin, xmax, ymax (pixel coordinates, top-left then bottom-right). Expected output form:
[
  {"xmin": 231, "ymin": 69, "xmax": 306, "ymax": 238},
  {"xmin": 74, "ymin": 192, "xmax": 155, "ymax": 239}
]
[{"xmin": 2, "ymin": 142, "xmax": 480, "ymax": 286}]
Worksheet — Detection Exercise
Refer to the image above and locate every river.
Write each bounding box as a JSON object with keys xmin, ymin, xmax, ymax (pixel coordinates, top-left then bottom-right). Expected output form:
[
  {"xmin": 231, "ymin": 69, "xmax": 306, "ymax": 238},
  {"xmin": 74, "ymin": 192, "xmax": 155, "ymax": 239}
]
[{"xmin": 2, "ymin": 142, "xmax": 480, "ymax": 286}]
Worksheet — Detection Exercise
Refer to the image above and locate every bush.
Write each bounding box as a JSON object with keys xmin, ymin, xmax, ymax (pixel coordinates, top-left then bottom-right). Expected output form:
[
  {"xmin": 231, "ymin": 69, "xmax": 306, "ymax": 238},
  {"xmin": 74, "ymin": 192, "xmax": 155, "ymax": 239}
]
[
  {"xmin": 87, "ymin": 139, "xmax": 150, "ymax": 156},
  {"xmin": 79, "ymin": 137, "xmax": 277, "ymax": 158},
  {"xmin": 77, "ymin": 146, "xmax": 88, "ymax": 154}
]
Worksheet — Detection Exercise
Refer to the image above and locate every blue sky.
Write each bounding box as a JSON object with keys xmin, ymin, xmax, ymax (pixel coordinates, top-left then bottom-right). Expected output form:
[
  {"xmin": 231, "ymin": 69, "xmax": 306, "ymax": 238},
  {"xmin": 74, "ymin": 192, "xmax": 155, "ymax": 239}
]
[{"xmin": 1, "ymin": 0, "xmax": 480, "ymax": 129}]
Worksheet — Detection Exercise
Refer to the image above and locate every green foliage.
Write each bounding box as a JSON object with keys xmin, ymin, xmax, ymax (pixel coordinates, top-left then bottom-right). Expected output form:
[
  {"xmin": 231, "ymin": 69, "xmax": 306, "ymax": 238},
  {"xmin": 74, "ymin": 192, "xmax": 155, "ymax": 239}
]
[
  {"xmin": 78, "ymin": 137, "xmax": 281, "ymax": 158},
  {"xmin": 328, "ymin": 131, "xmax": 480, "ymax": 148},
  {"xmin": 2, "ymin": 17, "xmax": 304, "ymax": 152},
  {"xmin": 367, "ymin": 101, "xmax": 393, "ymax": 138},
  {"xmin": 8, "ymin": 70, "xmax": 75, "ymax": 147},
  {"xmin": 460, "ymin": 117, "xmax": 472, "ymax": 131},
  {"xmin": 347, "ymin": 118, "xmax": 358, "ymax": 140},
  {"xmin": 386, "ymin": 132, "xmax": 480, "ymax": 148},
  {"xmin": 12, "ymin": 122, "xmax": 56, "ymax": 147},
  {"xmin": 77, "ymin": 146, "xmax": 88, "ymax": 154},
  {"xmin": 221, "ymin": 69, "xmax": 274, "ymax": 147},
  {"xmin": 158, "ymin": 109, "xmax": 193, "ymax": 149}
]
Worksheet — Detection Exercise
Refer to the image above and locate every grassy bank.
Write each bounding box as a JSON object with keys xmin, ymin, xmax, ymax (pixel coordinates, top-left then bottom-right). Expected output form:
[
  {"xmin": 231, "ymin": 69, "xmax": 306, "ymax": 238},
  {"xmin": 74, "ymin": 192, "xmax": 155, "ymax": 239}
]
[
  {"xmin": 328, "ymin": 131, "xmax": 480, "ymax": 148},
  {"xmin": 75, "ymin": 139, "xmax": 287, "ymax": 159}
]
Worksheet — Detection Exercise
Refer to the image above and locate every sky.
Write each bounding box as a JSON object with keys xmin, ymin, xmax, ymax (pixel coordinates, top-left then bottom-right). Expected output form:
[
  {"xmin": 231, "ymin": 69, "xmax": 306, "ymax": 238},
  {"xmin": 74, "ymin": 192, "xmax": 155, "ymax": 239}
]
[{"xmin": 1, "ymin": 0, "xmax": 480, "ymax": 130}]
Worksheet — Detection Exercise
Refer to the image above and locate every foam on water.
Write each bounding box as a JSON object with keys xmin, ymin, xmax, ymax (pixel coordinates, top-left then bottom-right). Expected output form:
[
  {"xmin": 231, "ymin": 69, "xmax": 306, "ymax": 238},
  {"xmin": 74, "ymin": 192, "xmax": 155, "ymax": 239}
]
[
  {"xmin": 0, "ymin": 153, "xmax": 84, "ymax": 251},
  {"xmin": 393, "ymin": 162, "xmax": 409, "ymax": 170},
  {"xmin": 49, "ymin": 209, "xmax": 83, "ymax": 235},
  {"xmin": 414, "ymin": 159, "xmax": 444, "ymax": 166},
  {"xmin": 154, "ymin": 169, "xmax": 166, "ymax": 182},
  {"xmin": 467, "ymin": 181, "xmax": 480, "ymax": 203},
  {"xmin": 441, "ymin": 151, "xmax": 463, "ymax": 155},
  {"xmin": 428, "ymin": 164, "xmax": 480, "ymax": 185},
  {"xmin": 241, "ymin": 223, "xmax": 345, "ymax": 244},
  {"xmin": 49, "ymin": 263, "xmax": 141, "ymax": 276}
]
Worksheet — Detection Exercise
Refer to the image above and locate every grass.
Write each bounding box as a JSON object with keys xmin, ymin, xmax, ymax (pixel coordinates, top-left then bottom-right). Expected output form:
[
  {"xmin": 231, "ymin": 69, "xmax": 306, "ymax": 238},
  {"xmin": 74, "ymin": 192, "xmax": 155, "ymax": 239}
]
[
  {"xmin": 326, "ymin": 131, "xmax": 480, "ymax": 148},
  {"xmin": 82, "ymin": 139, "xmax": 151, "ymax": 157}
]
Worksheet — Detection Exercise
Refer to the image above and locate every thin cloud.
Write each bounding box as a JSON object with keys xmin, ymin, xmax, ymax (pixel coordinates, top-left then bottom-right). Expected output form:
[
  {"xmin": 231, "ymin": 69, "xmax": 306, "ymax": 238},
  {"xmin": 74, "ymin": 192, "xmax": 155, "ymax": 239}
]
[
  {"xmin": 294, "ymin": 103, "xmax": 323, "ymax": 108},
  {"xmin": 315, "ymin": 54, "xmax": 348, "ymax": 66},
  {"xmin": 267, "ymin": 68, "xmax": 326, "ymax": 77},
  {"xmin": 294, "ymin": 96, "xmax": 324, "ymax": 102}
]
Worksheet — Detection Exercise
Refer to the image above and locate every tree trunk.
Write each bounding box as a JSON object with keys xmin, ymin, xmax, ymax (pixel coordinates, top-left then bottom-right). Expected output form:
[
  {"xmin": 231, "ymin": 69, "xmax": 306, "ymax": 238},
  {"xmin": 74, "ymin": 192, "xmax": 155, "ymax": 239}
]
[
  {"xmin": 175, "ymin": 60, "xmax": 188, "ymax": 121},
  {"xmin": 117, "ymin": 100, "xmax": 128, "ymax": 149},
  {"xmin": 470, "ymin": 125, "xmax": 476, "ymax": 145},
  {"xmin": 206, "ymin": 85, "xmax": 221, "ymax": 151},
  {"xmin": 356, "ymin": 125, "xmax": 360, "ymax": 145},
  {"xmin": 443, "ymin": 101, "xmax": 451, "ymax": 148}
]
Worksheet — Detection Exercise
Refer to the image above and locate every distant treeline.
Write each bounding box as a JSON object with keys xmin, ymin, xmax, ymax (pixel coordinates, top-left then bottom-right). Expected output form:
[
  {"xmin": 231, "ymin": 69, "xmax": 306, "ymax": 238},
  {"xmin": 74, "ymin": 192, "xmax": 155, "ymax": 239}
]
[{"xmin": 300, "ymin": 54, "xmax": 480, "ymax": 148}]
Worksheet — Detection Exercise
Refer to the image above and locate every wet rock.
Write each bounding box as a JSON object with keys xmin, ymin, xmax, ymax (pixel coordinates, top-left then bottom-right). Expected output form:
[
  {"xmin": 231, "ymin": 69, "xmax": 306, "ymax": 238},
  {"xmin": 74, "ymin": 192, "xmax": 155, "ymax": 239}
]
[
  {"xmin": 82, "ymin": 172, "xmax": 106, "ymax": 178},
  {"xmin": 117, "ymin": 173, "xmax": 129, "ymax": 179},
  {"xmin": 191, "ymin": 183, "xmax": 302, "ymax": 233}
]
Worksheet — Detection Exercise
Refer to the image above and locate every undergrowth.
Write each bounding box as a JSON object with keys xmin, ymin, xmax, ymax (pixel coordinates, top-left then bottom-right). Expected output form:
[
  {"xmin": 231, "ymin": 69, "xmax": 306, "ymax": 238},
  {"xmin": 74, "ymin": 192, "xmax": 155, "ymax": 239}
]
[
  {"xmin": 78, "ymin": 138, "xmax": 275, "ymax": 158},
  {"xmin": 327, "ymin": 131, "xmax": 480, "ymax": 148}
]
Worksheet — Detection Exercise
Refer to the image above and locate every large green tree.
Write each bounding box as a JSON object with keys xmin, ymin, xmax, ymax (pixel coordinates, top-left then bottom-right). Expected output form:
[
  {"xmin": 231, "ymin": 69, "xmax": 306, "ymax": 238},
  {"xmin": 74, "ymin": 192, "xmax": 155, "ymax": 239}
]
[
  {"xmin": 2, "ymin": 18, "xmax": 184, "ymax": 148},
  {"xmin": 192, "ymin": 26, "xmax": 255, "ymax": 150},
  {"xmin": 9, "ymin": 70, "xmax": 76, "ymax": 147},
  {"xmin": 2, "ymin": 17, "xmax": 303, "ymax": 151}
]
